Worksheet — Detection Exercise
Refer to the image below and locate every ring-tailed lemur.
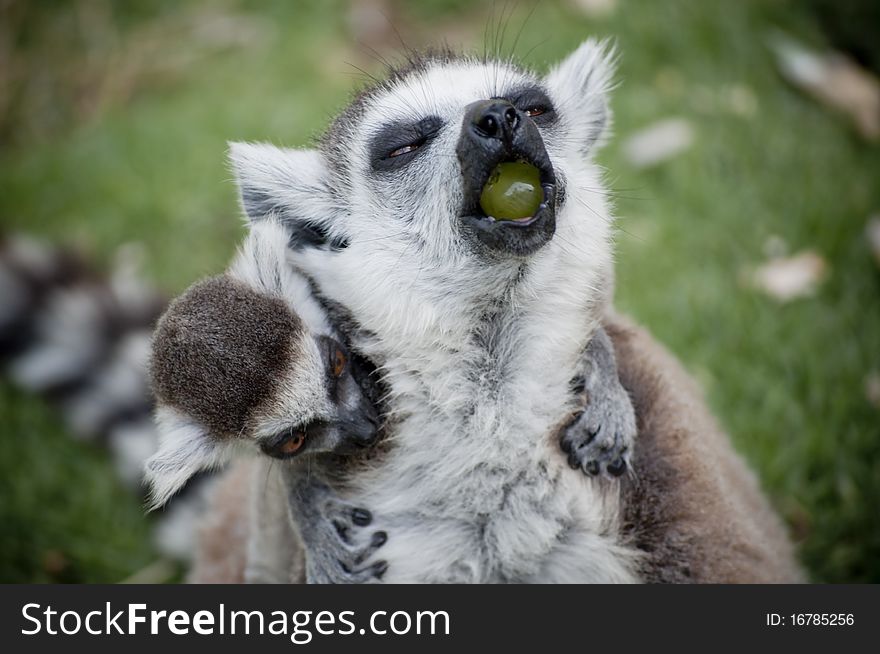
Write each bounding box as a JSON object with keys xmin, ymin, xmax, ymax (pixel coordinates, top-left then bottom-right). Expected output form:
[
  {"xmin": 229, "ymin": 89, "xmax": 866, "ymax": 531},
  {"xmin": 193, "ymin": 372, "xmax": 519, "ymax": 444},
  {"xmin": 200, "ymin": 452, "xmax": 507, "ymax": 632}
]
[{"xmin": 149, "ymin": 40, "xmax": 644, "ymax": 582}]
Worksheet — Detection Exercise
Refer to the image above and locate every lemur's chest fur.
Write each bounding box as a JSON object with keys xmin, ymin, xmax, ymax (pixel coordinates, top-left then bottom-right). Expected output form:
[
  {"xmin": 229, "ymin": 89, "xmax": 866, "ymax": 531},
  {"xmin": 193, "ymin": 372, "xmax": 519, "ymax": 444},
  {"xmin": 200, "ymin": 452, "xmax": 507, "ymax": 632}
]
[{"xmin": 338, "ymin": 287, "xmax": 637, "ymax": 583}]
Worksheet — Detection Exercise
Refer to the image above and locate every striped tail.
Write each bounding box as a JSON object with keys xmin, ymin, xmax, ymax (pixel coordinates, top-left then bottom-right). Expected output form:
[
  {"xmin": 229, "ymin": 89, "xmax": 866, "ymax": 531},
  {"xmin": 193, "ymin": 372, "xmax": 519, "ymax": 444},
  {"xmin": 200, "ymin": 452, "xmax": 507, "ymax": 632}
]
[{"xmin": 0, "ymin": 234, "xmax": 212, "ymax": 562}]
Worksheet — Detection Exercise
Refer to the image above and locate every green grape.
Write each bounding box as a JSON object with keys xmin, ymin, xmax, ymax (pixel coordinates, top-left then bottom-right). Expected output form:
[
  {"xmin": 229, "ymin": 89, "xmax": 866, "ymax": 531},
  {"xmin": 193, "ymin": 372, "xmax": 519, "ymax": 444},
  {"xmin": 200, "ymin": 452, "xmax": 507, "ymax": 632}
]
[{"xmin": 479, "ymin": 161, "xmax": 543, "ymax": 221}]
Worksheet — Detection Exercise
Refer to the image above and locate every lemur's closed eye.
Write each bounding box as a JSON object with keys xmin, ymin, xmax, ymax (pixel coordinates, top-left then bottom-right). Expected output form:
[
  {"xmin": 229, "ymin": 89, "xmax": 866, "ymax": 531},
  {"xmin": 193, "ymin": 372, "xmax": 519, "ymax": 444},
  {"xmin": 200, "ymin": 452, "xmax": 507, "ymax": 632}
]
[{"xmin": 371, "ymin": 116, "xmax": 444, "ymax": 170}]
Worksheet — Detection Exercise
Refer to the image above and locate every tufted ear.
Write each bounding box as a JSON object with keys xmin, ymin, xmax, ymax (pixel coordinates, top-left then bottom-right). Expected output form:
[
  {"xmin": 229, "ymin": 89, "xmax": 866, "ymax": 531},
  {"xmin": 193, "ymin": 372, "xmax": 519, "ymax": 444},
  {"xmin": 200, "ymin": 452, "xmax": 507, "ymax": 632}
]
[
  {"xmin": 228, "ymin": 142, "xmax": 348, "ymax": 250},
  {"xmin": 544, "ymin": 38, "xmax": 617, "ymax": 153},
  {"xmin": 144, "ymin": 407, "xmax": 232, "ymax": 510}
]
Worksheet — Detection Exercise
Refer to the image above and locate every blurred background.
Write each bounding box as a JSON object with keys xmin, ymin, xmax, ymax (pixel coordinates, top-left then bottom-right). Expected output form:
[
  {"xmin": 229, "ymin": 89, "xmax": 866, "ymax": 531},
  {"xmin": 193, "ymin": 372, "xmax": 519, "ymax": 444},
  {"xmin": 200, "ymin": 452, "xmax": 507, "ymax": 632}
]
[{"xmin": 1, "ymin": 0, "xmax": 878, "ymax": 583}]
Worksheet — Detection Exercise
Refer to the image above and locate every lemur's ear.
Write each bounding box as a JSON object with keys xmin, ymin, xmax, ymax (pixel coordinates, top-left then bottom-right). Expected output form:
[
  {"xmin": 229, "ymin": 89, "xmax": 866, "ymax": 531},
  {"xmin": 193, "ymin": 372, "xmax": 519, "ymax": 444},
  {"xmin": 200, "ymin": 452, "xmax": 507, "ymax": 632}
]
[
  {"xmin": 228, "ymin": 142, "xmax": 348, "ymax": 251},
  {"xmin": 544, "ymin": 38, "xmax": 617, "ymax": 152},
  {"xmin": 144, "ymin": 407, "xmax": 231, "ymax": 510}
]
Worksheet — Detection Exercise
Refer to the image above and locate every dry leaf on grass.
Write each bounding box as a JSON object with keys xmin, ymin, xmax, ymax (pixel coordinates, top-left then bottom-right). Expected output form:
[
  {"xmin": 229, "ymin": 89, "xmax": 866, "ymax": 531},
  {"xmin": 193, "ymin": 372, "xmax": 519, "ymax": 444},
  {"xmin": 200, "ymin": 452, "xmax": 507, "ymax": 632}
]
[
  {"xmin": 768, "ymin": 33, "xmax": 880, "ymax": 141},
  {"xmin": 866, "ymin": 215, "xmax": 880, "ymax": 268},
  {"xmin": 622, "ymin": 118, "xmax": 694, "ymax": 169},
  {"xmin": 865, "ymin": 371, "xmax": 880, "ymax": 409},
  {"xmin": 749, "ymin": 250, "xmax": 828, "ymax": 302}
]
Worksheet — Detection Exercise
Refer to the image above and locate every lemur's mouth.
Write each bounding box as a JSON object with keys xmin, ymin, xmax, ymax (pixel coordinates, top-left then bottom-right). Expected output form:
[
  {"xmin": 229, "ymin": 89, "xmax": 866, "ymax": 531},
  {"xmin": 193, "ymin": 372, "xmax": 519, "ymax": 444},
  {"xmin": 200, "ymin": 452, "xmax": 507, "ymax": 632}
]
[
  {"xmin": 457, "ymin": 100, "xmax": 558, "ymax": 257},
  {"xmin": 459, "ymin": 148, "xmax": 558, "ymax": 257},
  {"xmin": 475, "ymin": 156, "xmax": 556, "ymax": 225},
  {"xmin": 478, "ymin": 160, "xmax": 547, "ymax": 224}
]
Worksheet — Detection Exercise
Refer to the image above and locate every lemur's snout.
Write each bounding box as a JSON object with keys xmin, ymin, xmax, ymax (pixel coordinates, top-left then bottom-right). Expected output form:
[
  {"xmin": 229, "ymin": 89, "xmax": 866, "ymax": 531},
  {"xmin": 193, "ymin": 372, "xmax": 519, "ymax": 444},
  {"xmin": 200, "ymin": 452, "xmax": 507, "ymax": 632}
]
[
  {"xmin": 469, "ymin": 99, "xmax": 520, "ymax": 145},
  {"xmin": 457, "ymin": 98, "xmax": 559, "ymax": 257}
]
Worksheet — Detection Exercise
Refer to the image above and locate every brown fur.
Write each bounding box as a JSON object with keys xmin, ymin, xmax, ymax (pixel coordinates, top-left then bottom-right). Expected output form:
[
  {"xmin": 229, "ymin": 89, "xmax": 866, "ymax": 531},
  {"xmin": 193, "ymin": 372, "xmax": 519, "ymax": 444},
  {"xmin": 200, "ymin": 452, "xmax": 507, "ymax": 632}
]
[
  {"xmin": 150, "ymin": 275, "xmax": 304, "ymax": 439},
  {"xmin": 609, "ymin": 315, "xmax": 803, "ymax": 582},
  {"xmin": 190, "ymin": 314, "xmax": 803, "ymax": 583}
]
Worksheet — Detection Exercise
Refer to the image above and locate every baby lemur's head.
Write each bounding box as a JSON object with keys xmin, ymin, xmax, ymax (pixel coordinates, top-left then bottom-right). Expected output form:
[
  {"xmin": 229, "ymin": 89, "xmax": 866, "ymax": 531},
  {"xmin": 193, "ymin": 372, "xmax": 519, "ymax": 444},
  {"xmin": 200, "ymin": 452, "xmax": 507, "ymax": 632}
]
[
  {"xmin": 146, "ymin": 223, "xmax": 378, "ymax": 508},
  {"xmin": 230, "ymin": 40, "xmax": 617, "ymax": 341}
]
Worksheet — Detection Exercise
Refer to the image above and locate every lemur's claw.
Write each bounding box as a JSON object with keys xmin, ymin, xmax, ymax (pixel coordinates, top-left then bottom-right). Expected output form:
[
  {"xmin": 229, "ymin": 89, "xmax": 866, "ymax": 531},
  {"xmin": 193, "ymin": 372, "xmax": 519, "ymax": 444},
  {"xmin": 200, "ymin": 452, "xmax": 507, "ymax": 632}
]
[
  {"xmin": 351, "ymin": 508, "xmax": 372, "ymax": 526},
  {"xmin": 560, "ymin": 396, "xmax": 635, "ymax": 481},
  {"xmin": 606, "ymin": 457, "xmax": 627, "ymax": 477},
  {"xmin": 307, "ymin": 499, "xmax": 389, "ymax": 584}
]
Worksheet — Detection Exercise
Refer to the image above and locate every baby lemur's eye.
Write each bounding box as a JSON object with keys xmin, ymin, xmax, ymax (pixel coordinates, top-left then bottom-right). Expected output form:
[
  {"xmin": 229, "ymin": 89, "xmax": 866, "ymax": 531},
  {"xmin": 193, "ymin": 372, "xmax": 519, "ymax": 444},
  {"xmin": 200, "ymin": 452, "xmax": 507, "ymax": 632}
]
[
  {"xmin": 261, "ymin": 429, "xmax": 306, "ymax": 459},
  {"xmin": 524, "ymin": 106, "xmax": 546, "ymax": 118},
  {"xmin": 319, "ymin": 335, "xmax": 349, "ymax": 380},
  {"xmin": 331, "ymin": 347, "xmax": 347, "ymax": 378}
]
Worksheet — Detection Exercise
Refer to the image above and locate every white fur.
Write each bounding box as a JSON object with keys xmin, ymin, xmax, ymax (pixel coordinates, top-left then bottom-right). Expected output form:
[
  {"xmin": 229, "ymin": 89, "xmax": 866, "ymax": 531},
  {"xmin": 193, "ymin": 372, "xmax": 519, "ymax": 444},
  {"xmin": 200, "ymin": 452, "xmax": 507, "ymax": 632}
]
[
  {"xmin": 233, "ymin": 41, "xmax": 640, "ymax": 582},
  {"xmin": 63, "ymin": 331, "xmax": 152, "ymax": 438},
  {"xmin": 2, "ymin": 234, "xmax": 57, "ymax": 279},
  {"xmin": 108, "ymin": 418, "xmax": 159, "ymax": 487},
  {"xmin": 9, "ymin": 287, "xmax": 106, "ymax": 391},
  {"xmin": 145, "ymin": 406, "xmax": 233, "ymax": 510}
]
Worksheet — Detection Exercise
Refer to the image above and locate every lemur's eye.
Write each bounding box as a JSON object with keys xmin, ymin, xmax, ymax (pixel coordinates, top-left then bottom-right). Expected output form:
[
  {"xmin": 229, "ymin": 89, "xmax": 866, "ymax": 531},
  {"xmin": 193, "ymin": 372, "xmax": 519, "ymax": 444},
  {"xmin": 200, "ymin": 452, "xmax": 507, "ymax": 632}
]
[
  {"xmin": 331, "ymin": 347, "xmax": 347, "ymax": 378},
  {"xmin": 278, "ymin": 431, "xmax": 306, "ymax": 455},
  {"xmin": 513, "ymin": 87, "xmax": 556, "ymax": 126},
  {"xmin": 261, "ymin": 429, "xmax": 306, "ymax": 459},
  {"xmin": 371, "ymin": 115, "xmax": 443, "ymax": 171},
  {"xmin": 388, "ymin": 142, "xmax": 422, "ymax": 158}
]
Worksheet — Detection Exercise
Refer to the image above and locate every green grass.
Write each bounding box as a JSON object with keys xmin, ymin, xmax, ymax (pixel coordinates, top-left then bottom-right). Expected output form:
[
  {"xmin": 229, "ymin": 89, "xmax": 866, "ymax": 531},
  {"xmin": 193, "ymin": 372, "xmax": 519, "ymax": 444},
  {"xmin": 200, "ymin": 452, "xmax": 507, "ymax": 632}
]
[{"xmin": 1, "ymin": 0, "xmax": 878, "ymax": 582}]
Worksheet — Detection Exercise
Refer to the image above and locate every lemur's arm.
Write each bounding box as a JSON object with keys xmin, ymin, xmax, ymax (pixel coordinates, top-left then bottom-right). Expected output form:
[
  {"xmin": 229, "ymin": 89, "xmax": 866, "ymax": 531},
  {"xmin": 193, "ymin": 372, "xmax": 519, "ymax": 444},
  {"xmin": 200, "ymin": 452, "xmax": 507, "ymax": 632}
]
[
  {"xmin": 146, "ymin": 221, "xmax": 388, "ymax": 583},
  {"xmin": 560, "ymin": 325, "xmax": 636, "ymax": 479}
]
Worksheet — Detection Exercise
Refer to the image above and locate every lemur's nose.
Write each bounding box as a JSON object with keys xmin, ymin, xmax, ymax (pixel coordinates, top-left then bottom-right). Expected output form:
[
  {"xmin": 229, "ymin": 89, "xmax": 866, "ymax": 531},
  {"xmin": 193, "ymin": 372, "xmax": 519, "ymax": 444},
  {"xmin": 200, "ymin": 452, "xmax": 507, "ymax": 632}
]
[{"xmin": 468, "ymin": 100, "xmax": 520, "ymax": 143}]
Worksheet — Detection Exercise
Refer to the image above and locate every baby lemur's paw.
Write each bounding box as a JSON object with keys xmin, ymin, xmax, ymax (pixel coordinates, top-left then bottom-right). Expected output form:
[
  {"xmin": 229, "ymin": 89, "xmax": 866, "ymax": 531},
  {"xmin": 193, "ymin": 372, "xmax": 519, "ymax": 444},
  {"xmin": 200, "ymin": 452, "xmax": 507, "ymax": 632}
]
[
  {"xmin": 560, "ymin": 373, "xmax": 636, "ymax": 480},
  {"xmin": 306, "ymin": 501, "xmax": 389, "ymax": 584}
]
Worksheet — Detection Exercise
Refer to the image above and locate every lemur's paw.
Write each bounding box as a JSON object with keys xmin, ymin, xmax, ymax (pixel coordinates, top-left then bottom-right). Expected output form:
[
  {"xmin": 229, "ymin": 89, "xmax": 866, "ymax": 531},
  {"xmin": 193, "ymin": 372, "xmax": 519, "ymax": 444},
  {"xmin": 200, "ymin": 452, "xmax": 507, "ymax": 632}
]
[
  {"xmin": 307, "ymin": 503, "xmax": 388, "ymax": 584},
  {"xmin": 560, "ymin": 381, "xmax": 636, "ymax": 480}
]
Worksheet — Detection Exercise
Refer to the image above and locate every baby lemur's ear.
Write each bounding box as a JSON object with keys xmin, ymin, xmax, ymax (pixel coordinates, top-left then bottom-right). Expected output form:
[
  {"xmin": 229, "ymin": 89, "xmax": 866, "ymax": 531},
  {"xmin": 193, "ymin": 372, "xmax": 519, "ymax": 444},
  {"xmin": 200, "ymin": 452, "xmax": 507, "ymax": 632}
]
[
  {"xmin": 544, "ymin": 38, "xmax": 617, "ymax": 153},
  {"xmin": 228, "ymin": 142, "xmax": 348, "ymax": 251},
  {"xmin": 145, "ymin": 407, "xmax": 232, "ymax": 510}
]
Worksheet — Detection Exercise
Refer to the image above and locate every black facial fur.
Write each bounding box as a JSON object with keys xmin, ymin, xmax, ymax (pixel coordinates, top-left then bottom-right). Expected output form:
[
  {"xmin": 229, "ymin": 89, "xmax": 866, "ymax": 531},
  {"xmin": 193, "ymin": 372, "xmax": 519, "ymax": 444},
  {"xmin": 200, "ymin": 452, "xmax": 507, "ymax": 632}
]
[
  {"xmin": 322, "ymin": 48, "xmax": 465, "ymax": 175},
  {"xmin": 287, "ymin": 220, "xmax": 349, "ymax": 251},
  {"xmin": 240, "ymin": 188, "xmax": 348, "ymax": 251},
  {"xmin": 509, "ymin": 85, "xmax": 559, "ymax": 128},
  {"xmin": 369, "ymin": 115, "xmax": 444, "ymax": 172}
]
